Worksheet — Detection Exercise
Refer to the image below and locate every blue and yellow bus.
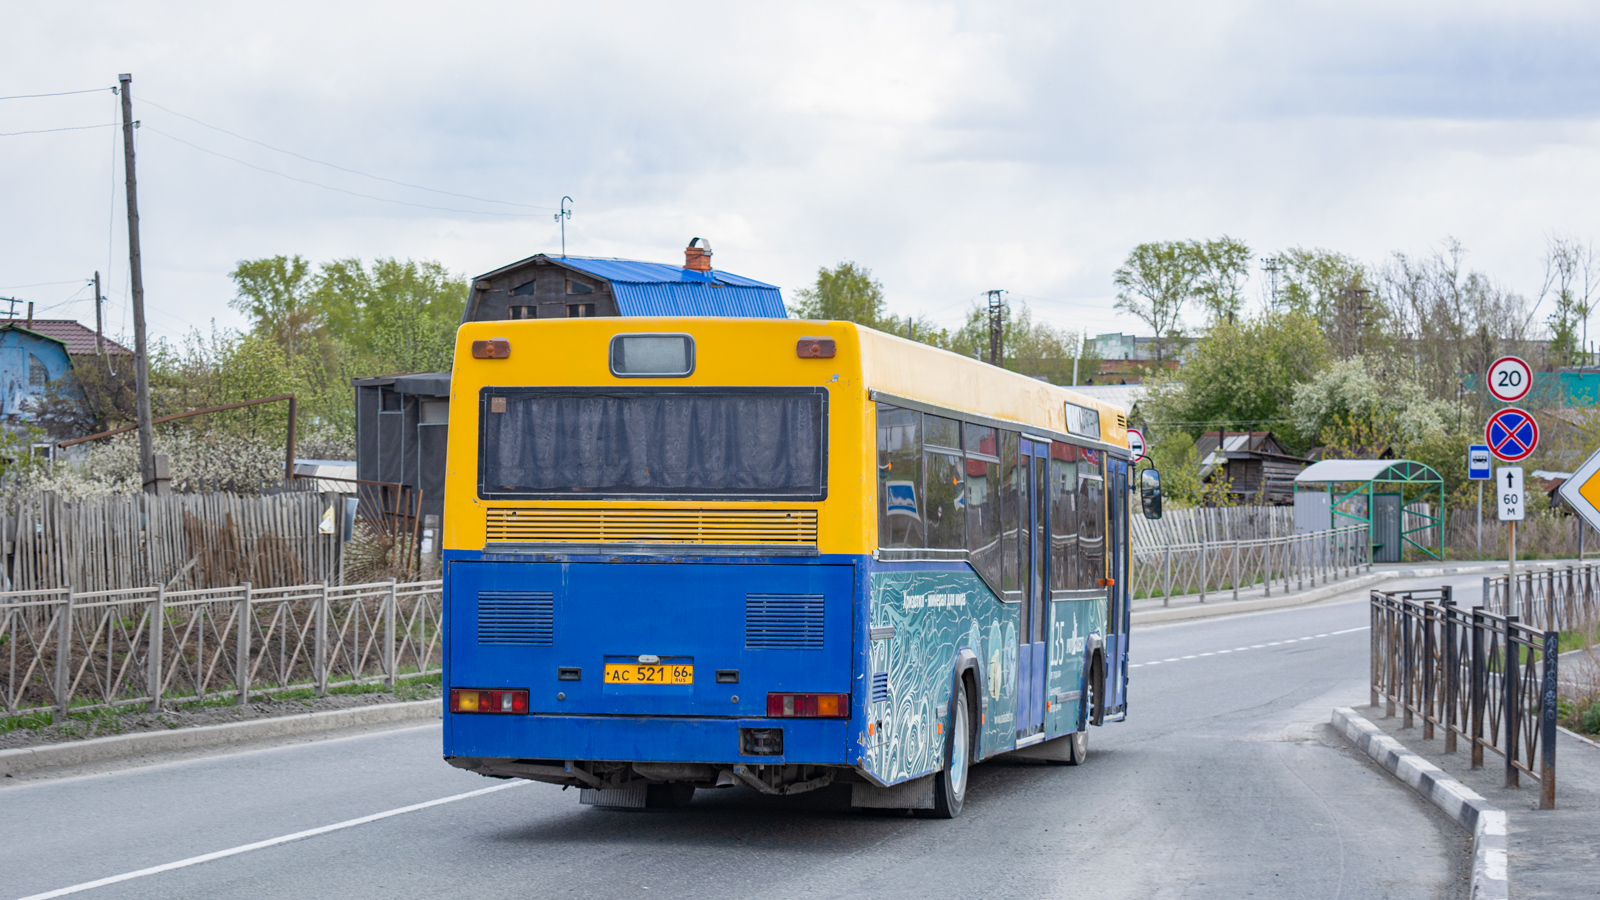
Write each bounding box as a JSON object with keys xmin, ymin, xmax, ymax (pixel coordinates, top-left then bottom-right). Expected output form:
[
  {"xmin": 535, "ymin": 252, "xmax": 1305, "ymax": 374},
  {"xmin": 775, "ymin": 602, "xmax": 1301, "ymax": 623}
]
[{"xmin": 442, "ymin": 318, "xmax": 1135, "ymax": 816}]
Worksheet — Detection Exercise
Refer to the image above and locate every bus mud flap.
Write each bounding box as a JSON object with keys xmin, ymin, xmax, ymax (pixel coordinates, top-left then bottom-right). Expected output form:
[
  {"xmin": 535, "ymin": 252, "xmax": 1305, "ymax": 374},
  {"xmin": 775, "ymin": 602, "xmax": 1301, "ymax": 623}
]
[{"xmin": 851, "ymin": 773, "xmax": 935, "ymax": 809}]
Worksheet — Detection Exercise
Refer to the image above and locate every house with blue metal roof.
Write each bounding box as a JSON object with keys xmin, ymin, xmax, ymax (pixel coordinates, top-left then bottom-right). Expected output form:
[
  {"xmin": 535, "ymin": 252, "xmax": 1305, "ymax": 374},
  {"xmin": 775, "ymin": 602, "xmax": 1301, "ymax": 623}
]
[
  {"xmin": 460, "ymin": 238, "xmax": 787, "ymax": 323},
  {"xmin": 0, "ymin": 322, "xmax": 75, "ymax": 421}
]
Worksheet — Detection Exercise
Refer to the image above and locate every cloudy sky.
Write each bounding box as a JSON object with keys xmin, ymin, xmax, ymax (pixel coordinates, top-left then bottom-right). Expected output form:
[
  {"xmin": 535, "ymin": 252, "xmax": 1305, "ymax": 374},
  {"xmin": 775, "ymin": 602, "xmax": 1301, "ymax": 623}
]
[{"xmin": 4, "ymin": 1, "xmax": 1600, "ymax": 344}]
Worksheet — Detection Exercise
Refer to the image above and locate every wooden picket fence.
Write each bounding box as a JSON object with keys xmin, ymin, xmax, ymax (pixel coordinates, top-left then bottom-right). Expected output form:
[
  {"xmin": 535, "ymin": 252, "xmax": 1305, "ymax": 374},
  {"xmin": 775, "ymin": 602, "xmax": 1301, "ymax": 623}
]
[{"xmin": 4, "ymin": 492, "xmax": 341, "ymax": 594}]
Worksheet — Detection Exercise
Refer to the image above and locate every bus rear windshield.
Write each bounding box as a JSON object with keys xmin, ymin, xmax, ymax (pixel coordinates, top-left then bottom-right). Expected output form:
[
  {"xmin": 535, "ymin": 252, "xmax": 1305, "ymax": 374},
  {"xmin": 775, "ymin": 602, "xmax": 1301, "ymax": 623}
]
[{"xmin": 479, "ymin": 388, "xmax": 827, "ymax": 499}]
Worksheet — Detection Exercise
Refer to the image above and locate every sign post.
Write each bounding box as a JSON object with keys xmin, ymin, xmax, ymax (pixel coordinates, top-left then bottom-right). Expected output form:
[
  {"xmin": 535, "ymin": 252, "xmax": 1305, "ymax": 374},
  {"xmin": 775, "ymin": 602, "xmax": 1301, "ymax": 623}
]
[
  {"xmin": 1498, "ymin": 466, "xmax": 1525, "ymax": 614},
  {"xmin": 1469, "ymin": 444, "xmax": 1491, "ymax": 554}
]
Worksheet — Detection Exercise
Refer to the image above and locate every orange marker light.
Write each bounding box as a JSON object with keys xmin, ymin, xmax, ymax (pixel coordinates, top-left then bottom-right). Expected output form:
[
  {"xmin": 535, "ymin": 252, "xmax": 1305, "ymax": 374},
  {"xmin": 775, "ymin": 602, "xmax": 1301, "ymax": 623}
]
[
  {"xmin": 471, "ymin": 337, "xmax": 511, "ymax": 359},
  {"xmin": 796, "ymin": 337, "xmax": 836, "ymax": 359}
]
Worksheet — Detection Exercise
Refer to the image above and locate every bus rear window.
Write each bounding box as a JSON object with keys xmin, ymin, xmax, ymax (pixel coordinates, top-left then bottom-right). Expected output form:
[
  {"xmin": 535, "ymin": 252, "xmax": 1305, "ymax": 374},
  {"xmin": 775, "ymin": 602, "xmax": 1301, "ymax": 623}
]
[{"xmin": 479, "ymin": 388, "xmax": 827, "ymax": 500}]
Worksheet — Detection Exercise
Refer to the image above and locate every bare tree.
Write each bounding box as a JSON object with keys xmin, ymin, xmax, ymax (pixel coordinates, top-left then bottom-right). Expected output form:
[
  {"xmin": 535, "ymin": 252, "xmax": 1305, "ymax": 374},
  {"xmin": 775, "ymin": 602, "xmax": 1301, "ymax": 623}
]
[{"xmin": 1538, "ymin": 236, "xmax": 1598, "ymax": 368}]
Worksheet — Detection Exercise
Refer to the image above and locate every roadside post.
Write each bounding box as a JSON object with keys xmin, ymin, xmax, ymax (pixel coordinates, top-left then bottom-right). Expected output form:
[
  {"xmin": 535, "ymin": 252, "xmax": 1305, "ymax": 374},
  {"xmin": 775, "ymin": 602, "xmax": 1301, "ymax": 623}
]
[
  {"xmin": 1497, "ymin": 466, "xmax": 1525, "ymax": 614},
  {"xmin": 1468, "ymin": 444, "xmax": 1491, "ymax": 554}
]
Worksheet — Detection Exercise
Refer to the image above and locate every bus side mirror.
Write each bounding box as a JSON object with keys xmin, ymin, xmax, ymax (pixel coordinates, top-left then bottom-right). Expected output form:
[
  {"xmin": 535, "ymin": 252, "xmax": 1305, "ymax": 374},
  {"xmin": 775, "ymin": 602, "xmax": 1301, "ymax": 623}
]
[{"xmin": 1140, "ymin": 468, "xmax": 1163, "ymax": 520}]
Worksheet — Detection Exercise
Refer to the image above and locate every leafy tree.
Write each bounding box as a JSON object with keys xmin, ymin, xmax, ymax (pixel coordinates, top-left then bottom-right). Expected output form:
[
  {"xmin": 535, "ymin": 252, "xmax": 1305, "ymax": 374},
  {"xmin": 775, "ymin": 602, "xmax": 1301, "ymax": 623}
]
[
  {"xmin": 1275, "ymin": 248, "xmax": 1383, "ymax": 359},
  {"xmin": 789, "ymin": 261, "xmax": 886, "ymax": 325},
  {"xmin": 1142, "ymin": 311, "xmax": 1330, "ymax": 452},
  {"xmin": 1192, "ymin": 237, "xmax": 1252, "ymax": 323},
  {"xmin": 1113, "ymin": 242, "xmax": 1201, "ymax": 361},
  {"xmin": 230, "ymin": 256, "xmax": 324, "ymax": 359}
]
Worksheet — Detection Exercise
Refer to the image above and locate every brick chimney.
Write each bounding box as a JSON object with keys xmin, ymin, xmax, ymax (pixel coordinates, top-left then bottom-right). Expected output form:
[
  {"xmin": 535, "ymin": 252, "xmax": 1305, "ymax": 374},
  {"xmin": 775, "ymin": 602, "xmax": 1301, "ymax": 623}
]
[{"xmin": 684, "ymin": 237, "xmax": 713, "ymax": 272}]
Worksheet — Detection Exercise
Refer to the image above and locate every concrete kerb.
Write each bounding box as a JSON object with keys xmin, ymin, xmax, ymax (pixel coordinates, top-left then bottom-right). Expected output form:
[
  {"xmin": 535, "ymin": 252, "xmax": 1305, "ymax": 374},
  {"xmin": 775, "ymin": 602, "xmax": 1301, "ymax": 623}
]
[
  {"xmin": 1332, "ymin": 706, "xmax": 1508, "ymax": 900},
  {"xmin": 1131, "ymin": 562, "xmax": 1515, "ymax": 627},
  {"xmin": 0, "ymin": 699, "xmax": 442, "ymax": 779}
]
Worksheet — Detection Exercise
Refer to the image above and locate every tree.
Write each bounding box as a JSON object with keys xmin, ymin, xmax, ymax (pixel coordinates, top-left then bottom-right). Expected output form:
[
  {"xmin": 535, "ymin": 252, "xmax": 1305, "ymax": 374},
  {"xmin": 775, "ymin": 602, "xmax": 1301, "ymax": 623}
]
[
  {"xmin": 1276, "ymin": 248, "xmax": 1383, "ymax": 358},
  {"xmin": 1539, "ymin": 237, "xmax": 1597, "ymax": 369},
  {"xmin": 317, "ymin": 258, "xmax": 465, "ymax": 373},
  {"xmin": 1113, "ymin": 242, "xmax": 1201, "ymax": 361},
  {"xmin": 1192, "ymin": 237, "xmax": 1252, "ymax": 323},
  {"xmin": 1141, "ymin": 311, "xmax": 1330, "ymax": 452},
  {"xmin": 230, "ymin": 256, "xmax": 324, "ymax": 359},
  {"xmin": 789, "ymin": 261, "xmax": 886, "ymax": 325}
]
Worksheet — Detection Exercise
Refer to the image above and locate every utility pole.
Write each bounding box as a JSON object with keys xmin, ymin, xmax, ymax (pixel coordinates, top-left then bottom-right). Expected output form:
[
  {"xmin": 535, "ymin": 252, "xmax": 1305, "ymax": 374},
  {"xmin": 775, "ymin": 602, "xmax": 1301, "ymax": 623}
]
[
  {"xmin": 119, "ymin": 73, "xmax": 157, "ymax": 494},
  {"xmin": 554, "ymin": 196, "xmax": 572, "ymax": 257},
  {"xmin": 93, "ymin": 271, "xmax": 104, "ymax": 355},
  {"xmin": 986, "ymin": 289, "xmax": 1007, "ymax": 367}
]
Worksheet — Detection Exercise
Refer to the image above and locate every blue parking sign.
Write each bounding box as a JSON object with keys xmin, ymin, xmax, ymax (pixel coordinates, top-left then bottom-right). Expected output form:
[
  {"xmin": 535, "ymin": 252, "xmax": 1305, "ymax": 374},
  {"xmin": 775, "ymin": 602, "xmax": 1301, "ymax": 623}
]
[{"xmin": 1468, "ymin": 444, "xmax": 1491, "ymax": 481}]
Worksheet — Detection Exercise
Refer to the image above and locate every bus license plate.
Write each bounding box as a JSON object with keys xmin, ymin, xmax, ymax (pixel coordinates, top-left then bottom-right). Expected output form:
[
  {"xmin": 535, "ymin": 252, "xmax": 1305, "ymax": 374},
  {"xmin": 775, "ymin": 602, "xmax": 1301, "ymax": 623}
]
[{"xmin": 603, "ymin": 663, "xmax": 694, "ymax": 685}]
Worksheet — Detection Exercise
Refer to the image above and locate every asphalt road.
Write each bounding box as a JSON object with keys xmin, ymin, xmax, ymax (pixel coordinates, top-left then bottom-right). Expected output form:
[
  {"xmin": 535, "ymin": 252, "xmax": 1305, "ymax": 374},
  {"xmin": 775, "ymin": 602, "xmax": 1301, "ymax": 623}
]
[{"xmin": 0, "ymin": 575, "xmax": 1480, "ymax": 900}]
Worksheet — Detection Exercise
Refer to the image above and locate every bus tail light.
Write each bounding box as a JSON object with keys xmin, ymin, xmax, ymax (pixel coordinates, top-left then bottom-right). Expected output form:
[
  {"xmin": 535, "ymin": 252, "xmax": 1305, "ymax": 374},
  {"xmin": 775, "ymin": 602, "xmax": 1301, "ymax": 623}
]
[
  {"xmin": 766, "ymin": 693, "xmax": 849, "ymax": 718},
  {"xmin": 450, "ymin": 688, "xmax": 529, "ymax": 714}
]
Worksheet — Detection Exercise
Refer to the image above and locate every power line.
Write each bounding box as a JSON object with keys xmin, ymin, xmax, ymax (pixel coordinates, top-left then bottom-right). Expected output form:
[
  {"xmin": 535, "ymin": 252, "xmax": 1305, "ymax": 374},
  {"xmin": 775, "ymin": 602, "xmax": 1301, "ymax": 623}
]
[
  {"xmin": 0, "ymin": 87, "xmax": 113, "ymax": 101},
  {"xmin": 139, "ymin": 97, "xmax": 554, "ymax": 211},
  {"xmin": 0, "ymin": 280, "xmax": 85, "ymax": 290},
  {"xmin": 141, "ymin": 126, "xmax": 546, "ymax": 218},
  {"xmin": 0, "ymin": 123, "xmax": 114, "ymax": 137}
]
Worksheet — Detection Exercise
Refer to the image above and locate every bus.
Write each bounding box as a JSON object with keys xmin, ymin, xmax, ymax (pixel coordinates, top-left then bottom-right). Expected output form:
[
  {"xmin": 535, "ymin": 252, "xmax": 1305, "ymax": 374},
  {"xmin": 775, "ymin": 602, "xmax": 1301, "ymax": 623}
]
[{"xmin": 441, "ymin": 317, "xmax": 1138, "ymax": 817}]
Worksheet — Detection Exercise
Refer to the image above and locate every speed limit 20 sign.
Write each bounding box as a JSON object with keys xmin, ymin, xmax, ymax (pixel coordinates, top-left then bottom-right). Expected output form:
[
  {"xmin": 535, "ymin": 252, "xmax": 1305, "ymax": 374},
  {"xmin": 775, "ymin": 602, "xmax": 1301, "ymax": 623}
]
[{"xmin": 1487, "ymin": 356, "xmax": 1533, "ymax": 403}]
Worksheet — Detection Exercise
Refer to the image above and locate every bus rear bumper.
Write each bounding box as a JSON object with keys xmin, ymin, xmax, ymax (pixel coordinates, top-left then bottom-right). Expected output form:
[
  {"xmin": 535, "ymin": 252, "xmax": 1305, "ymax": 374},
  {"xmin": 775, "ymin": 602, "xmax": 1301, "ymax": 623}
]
[{"xmin": 445, "ymin": 712, "xmax": 855, "ymax": 769}]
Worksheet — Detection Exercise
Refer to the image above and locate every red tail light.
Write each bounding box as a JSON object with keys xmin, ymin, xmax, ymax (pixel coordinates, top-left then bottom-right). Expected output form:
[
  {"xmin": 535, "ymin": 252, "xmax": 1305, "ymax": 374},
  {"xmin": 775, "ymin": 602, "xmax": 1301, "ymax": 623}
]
[
  {"xmin": 450, "ymin": 688, "xmax": 529, "ymax": 714},
  {"xmin": 766, "ymin": 693, "xmax": 849, "ymax": 718}
]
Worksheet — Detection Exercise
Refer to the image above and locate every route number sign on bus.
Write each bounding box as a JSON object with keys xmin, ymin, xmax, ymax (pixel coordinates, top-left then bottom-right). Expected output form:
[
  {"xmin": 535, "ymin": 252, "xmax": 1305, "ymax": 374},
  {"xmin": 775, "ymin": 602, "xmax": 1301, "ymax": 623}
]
[
  {"xmin": 1487, "ymin": 356, "xmax": 1533, "ymax": 403},
  {"xmin": 1486, "ymin": 408, "xmax": 1539, "ymax": 462}
]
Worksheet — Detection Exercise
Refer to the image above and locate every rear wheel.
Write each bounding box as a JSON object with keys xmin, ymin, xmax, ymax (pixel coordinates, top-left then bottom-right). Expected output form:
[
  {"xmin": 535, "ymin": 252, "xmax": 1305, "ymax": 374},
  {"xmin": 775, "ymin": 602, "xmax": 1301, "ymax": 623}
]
[{"xmin": 929, "ymin": 679, "xmax": 973, "ymax": 819}]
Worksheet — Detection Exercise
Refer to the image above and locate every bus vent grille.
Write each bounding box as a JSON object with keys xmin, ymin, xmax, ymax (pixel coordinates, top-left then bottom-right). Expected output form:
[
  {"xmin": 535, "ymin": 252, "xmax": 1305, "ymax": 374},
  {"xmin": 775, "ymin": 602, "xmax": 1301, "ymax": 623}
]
[
  {"xmin": 1116, "ymin": 413, "xmax": 1128, "ymax": 430},
  {"xmin": 745, "ymin": 594, "xmax": 824, "ymax": 650},
  {"xmin": 871, "ymin": 672, "xmax": 890, "ymax": 704},
  {"xmin": 486, "ymin": 508, "xmax": 818, "ymax": 546},
  {"xmin": 477, "ymin": 591, "xmax": 554, "ymax": 646}
]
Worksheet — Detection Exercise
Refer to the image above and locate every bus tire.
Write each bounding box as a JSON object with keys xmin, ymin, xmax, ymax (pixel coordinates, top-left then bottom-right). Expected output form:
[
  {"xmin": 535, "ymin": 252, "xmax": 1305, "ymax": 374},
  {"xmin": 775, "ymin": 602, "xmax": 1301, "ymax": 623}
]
[
  {"xmin": 928, "ymin": 678, "xmax": 974, "ymax": 819},
  {"xmin": 1088, "ymin": 652, "xmax": 1106, "ymax": 727},
  {"xmin": 1065, "ymin": 727, "xmax": 1088, "ymax": 765}
]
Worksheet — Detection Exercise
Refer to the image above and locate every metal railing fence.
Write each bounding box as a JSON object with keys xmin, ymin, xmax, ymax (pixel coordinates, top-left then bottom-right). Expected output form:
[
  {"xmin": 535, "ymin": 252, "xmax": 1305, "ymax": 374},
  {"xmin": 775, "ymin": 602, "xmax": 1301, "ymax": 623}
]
[
  {"xmin": 1130, "ymin": 525, "xmax": 1370, "ymax": 606},
  {"xmin": 1370, "ymin": 586, "xmax": 1559, "ymax": 808},
  {"xmin": 0, "ymin": 578, "xmax": 441, "ymax": 719},
  {"xmin": 1482, "ymin": 562, "xmax": 1600, "ymax": 633}
]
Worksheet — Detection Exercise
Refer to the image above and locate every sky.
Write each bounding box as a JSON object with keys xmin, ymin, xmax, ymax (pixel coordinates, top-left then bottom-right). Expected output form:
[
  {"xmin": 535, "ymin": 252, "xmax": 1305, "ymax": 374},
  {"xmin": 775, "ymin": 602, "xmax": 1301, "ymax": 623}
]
[{"xmin": 5, "ymin": 1, "xmax": 1600, "ymax": 346}]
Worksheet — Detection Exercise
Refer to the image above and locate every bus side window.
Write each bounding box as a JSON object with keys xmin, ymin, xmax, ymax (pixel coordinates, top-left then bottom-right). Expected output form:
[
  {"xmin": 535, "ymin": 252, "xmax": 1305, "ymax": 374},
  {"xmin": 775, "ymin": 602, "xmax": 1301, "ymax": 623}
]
[
  {"xmin": 877, "ymin": 403, "xmax": 924, "ymax": 549},
  {"xmin": 1078, "ymin": 453, "xmax": 1105, "ymax": 585},
  {"xmin": 964, "ymin": 425, "xmax": 1001, "ymax": 588},
  {"xmin": 1049, "ymin": 443, "xmax": 1079, "ymax": 590},
  {"xmin": 999, "ymin": 430, "xmax": 1021, "ymax": 593}
]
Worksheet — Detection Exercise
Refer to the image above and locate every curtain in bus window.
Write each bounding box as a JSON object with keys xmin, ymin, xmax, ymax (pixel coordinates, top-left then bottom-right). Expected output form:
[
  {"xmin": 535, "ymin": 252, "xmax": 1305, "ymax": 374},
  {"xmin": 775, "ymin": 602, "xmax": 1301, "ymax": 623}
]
[
  {"xmin": 481, "ymin": 390, "xmax": 824, "ymax": 497},
  {"xmin": 1078, "ymin": 451, "xmax": 1105, "ymax": 585},
  {"xmin": 877, "ymin": 404, "xmax": 924, "ymax": 549},
  {"xmin": 1049, "ymin": 445, "xmax": 1080, "ymax": 591},
  {"xmin": 999, "ymin": 431, "xmax": 1021, "ymax": 593},
  {"xmin": 924, "ymin": 450, "xmax": 965, "ymax": 550}
]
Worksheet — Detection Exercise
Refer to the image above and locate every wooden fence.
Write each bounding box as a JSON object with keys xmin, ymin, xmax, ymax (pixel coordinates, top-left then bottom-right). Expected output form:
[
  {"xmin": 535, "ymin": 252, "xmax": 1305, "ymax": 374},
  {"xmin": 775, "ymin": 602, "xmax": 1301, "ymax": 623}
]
[{"xmin": 4, "ymin": 492, "xmax": 341, "ymax": 593}]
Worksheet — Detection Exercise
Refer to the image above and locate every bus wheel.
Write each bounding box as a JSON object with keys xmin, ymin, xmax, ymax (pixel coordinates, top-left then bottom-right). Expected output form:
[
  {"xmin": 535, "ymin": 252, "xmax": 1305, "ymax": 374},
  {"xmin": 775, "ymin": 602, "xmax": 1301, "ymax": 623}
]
[
  {"xmin": 1065, "ymin": 728, "xmax": 1088, "ymax": 766},
  {"xmin": 1088, "ymin": 652, "xmax": 1106, "ymax": 727},
  {"xmin": 645, "ymin": 783, "xmax": 695, "ymax": 808},
  {"xmin": 929, "ymin": 679, "xmax": 973, "ymax": 819}
]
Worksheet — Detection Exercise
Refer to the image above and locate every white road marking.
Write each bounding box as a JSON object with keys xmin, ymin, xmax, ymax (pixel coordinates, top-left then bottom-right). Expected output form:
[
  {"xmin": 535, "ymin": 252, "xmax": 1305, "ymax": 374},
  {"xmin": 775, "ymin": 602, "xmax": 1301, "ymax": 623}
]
[
  {"xmin": 11, "ymin": 780, "xmax": 529, "ymax": 900},
  {"xmin": 1129, "ymin": 626, "xmax": 1368, "ymax": 669}
]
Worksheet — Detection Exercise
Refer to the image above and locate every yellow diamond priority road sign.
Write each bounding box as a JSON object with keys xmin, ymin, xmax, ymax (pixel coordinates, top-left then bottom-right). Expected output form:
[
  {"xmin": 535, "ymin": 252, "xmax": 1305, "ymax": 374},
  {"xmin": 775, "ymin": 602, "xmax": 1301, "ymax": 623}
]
[{"xmin": 1558, "ymin": 446, "xmax": 1600, "ymax": 533}]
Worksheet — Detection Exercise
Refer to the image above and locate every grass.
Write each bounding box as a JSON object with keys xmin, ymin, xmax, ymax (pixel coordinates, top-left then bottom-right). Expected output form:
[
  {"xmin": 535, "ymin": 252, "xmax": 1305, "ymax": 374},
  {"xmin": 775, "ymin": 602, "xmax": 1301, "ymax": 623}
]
[
  {"xmin": 0, "ymin": 672, "xmax": 442, "ymax": 736},
  {"xmin": 1559, "ymin": 627, "xmax": 1599, "ymax": 654}
]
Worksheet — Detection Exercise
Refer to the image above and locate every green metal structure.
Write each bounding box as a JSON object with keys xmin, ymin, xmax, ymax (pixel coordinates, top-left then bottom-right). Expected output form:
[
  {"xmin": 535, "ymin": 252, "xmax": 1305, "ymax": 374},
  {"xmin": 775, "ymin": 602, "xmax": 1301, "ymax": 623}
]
[{"xmin": 1293, "ymin": 459, "xmax": 1446, "ymax": 561}]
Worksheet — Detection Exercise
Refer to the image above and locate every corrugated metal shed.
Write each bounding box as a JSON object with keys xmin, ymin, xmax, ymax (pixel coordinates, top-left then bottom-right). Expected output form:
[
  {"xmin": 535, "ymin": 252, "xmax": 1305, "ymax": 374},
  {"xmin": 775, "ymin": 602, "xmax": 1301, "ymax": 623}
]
[{"xmin": 555, "ymin": 257, "xmax": 786, "ymax": 318}]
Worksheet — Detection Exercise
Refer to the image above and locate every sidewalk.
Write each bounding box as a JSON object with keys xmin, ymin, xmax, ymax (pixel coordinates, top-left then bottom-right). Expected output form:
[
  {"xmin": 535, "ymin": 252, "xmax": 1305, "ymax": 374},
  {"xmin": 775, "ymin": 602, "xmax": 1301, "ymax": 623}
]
[
  {"xmin": 1353, "ymin": 704, "xmax": 1600, "ymax": 899},
  {"xmin": 1131, "ymin": 559, "xmax": 1525, "ymax": 625}
]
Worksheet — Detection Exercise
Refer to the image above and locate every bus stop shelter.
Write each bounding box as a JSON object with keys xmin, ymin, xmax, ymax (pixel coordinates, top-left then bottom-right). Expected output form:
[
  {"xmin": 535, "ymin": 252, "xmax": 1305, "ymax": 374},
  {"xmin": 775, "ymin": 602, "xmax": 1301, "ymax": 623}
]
[{"xmin": 1293, "ymin": 459, "xmax": 1445, "ymax": 562}]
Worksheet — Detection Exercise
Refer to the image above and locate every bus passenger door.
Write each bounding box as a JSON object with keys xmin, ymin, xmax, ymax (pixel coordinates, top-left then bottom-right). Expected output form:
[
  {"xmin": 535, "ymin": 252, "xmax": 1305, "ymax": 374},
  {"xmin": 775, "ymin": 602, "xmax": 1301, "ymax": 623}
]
[
  {"xmin": 1015, "ymin": 437, "xmax": 1049, "ymax": 738},
  {"xmin": 1105, "ymin": 457, "xmax": 1131, "ymax": 718}
]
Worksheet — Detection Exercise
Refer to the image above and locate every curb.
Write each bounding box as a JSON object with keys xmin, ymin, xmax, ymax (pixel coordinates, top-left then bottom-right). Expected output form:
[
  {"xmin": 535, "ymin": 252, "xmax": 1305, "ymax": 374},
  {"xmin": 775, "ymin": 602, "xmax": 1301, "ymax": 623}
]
[
  {"xmin": 1130, "ymin": 562, "xmax": 1515, "ymax": 626},
  {"xmin": 1331, "ymin": 706, "xmax": 1508, "ymax": 900},
  {"xmin": 0, "ymin": 699, "xmax": 442, "ymax": 779},
  {"xmin": 1132, "ymin": 571, "xmax": 1395, "ymax": 625}
]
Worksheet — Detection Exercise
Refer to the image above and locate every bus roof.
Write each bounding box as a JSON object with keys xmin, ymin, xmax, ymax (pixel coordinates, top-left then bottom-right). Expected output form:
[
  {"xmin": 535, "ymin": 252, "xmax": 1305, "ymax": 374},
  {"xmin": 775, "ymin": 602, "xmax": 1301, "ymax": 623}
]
[{"xmin": 849, "ymin": 323, "xmax": 1130, "ymax": 450}]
